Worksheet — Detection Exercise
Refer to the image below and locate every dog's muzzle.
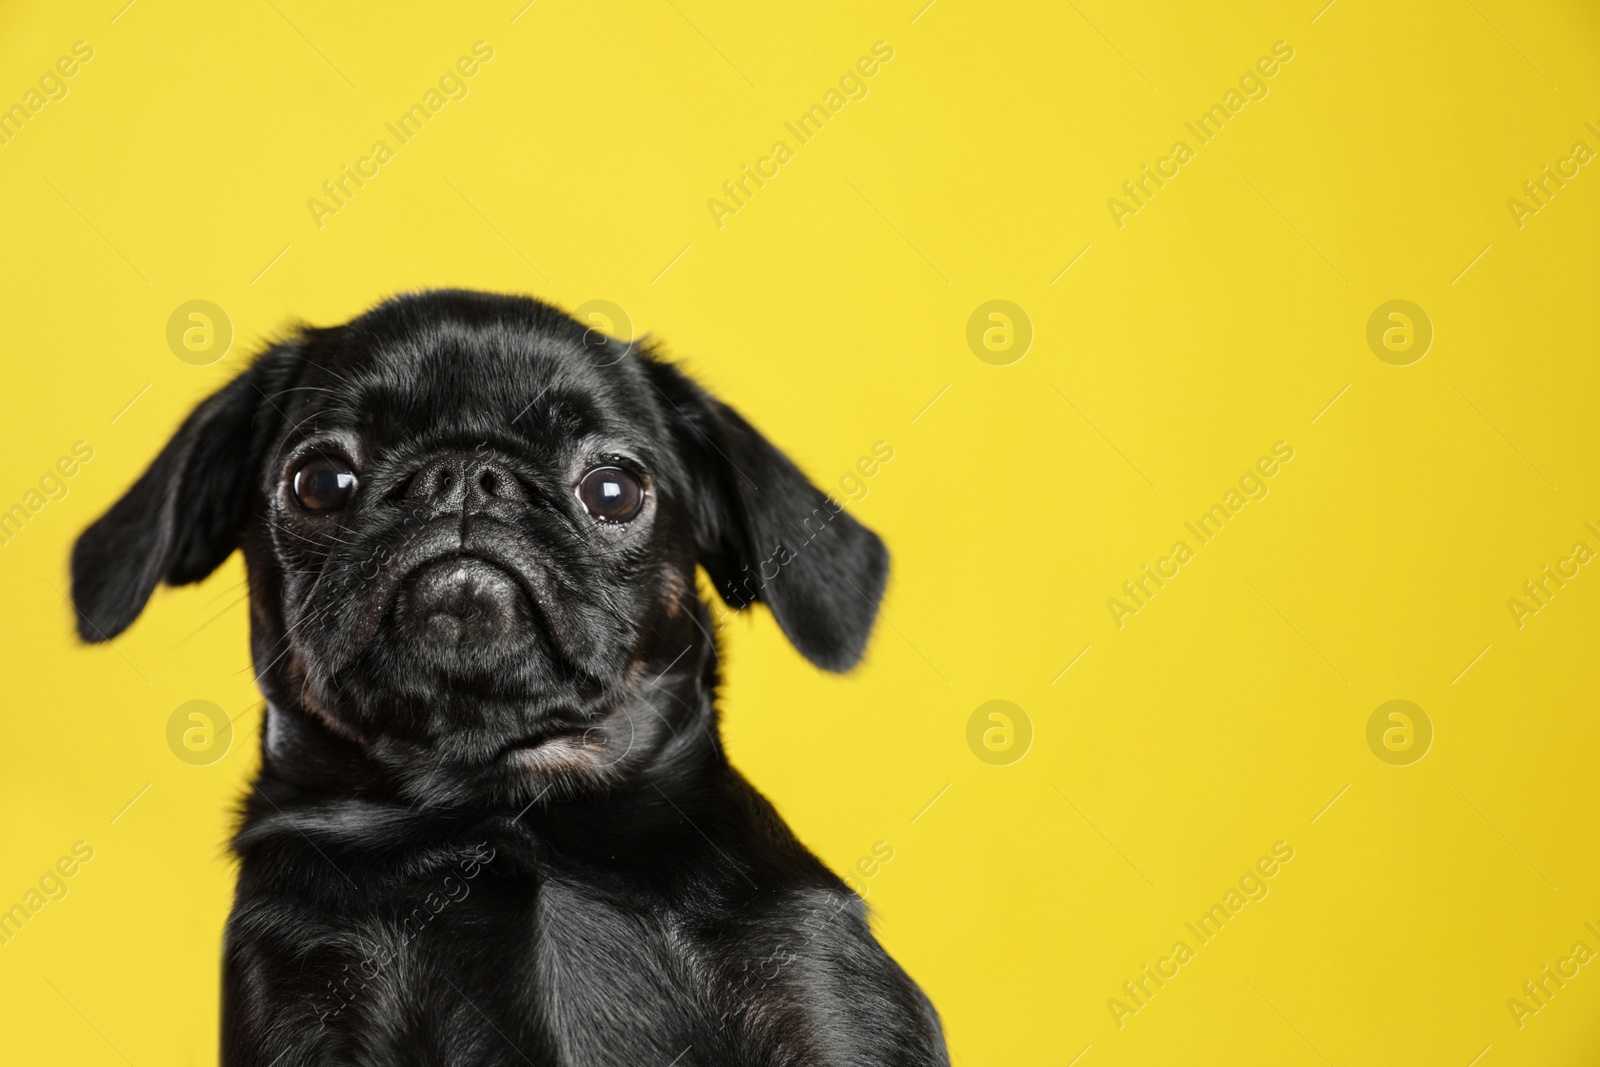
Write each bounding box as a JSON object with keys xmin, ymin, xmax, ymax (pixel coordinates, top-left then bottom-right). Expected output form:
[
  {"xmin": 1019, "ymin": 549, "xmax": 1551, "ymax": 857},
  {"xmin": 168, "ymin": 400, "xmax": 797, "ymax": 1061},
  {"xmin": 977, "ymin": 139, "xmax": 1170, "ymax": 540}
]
[
  {"xmin": 392, "ymin": 450, "xmax": 534, "ymax": 647},
  {"xmin": 397, "ymin": 556, "xmax": 531, "ymax": 646}
]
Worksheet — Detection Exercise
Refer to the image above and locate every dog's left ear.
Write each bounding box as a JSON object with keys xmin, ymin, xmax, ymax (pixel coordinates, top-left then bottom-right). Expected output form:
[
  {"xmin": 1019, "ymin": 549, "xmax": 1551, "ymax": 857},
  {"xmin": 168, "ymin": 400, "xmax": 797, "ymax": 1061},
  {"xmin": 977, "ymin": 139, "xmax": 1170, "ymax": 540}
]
[
  {"xmin": 645, "ymin": 357, "xmax": 889, "ymax": 672},
  {"xmin": 70, "ymin": 344, "xmax": 302, "ymax": 642}
]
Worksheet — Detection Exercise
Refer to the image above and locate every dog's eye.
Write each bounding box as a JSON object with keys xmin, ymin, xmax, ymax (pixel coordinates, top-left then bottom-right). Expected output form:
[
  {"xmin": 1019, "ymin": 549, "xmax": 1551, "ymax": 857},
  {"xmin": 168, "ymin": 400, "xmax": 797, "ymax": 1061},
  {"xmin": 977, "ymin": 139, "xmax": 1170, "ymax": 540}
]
[
  {"xmin": 576, "ymin": 466, "xmax": 644, "ymax": 523},
  {"xmin": 292, "ymin": 456, "xmax": 358, "ymax": 512}
]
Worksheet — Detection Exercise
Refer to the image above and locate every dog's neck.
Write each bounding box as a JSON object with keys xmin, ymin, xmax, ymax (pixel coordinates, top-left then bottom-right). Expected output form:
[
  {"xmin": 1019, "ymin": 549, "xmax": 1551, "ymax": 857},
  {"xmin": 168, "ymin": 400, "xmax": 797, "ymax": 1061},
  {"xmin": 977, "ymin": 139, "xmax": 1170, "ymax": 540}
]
[
  {"xmin": 248, "ymin": 692, "xmax": 743, "ymax": 873},
  {"xmin": 259, "ymin": 699, "xmax": 388, "ymax": 795}
]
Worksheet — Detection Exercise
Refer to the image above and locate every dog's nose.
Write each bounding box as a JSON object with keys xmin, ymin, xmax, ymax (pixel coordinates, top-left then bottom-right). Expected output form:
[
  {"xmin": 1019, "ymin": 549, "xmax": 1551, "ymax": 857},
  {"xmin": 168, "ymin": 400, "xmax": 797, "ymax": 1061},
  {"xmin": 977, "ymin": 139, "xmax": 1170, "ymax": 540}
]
[
  {"xmin": 407, "ymin": 454, "xmax": 528, "ymax": 511},
  {"xmin": 400, "ymin": 557, "xmax": 529, "ymax": 646}
]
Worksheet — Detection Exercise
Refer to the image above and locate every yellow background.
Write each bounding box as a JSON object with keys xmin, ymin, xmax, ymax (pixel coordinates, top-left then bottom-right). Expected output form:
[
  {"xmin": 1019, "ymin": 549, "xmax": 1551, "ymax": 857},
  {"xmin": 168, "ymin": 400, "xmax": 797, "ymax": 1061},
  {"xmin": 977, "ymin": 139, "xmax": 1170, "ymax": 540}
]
[{"xmin": 2, "ymin": 0, "xmax": 1598, "ymax": 1063}]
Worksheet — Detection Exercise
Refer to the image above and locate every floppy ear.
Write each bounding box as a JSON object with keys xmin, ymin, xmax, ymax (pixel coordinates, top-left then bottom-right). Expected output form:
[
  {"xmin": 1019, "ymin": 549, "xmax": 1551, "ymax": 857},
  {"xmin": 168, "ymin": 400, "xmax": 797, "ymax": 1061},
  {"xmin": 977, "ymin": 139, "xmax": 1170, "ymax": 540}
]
[
  {"xmin": 645, "ymin": 357, "xmax": 889, "ymax": 672},
  {"xmin": 70, "ymin": 345, "xmax": 301, "ymax": 642}
]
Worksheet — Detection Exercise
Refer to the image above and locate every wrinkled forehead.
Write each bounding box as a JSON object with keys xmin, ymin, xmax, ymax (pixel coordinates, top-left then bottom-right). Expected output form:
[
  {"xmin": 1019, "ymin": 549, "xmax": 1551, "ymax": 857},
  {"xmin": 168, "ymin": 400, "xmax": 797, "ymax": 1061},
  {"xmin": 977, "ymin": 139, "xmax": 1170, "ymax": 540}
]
[{"xmin": 284, "ymin": 314, "xmax": 663, "ymax": 456}]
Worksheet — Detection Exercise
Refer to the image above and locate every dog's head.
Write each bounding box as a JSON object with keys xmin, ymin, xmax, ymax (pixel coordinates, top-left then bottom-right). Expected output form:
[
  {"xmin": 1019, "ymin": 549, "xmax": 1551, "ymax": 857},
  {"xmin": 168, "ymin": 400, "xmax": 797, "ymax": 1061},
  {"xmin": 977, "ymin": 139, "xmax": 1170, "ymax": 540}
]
[{"xmin": 72, "ymin": 291, "xmax": 887, "ymax": 805}]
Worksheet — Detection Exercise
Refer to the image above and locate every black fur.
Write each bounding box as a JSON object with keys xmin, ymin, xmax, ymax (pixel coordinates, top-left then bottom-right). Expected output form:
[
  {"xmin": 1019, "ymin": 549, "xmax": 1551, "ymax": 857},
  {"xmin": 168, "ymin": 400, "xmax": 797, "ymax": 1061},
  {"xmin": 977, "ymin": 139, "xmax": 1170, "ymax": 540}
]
[{"xmin": 71, "ymin": 291, "xmax": 945, "ymax": 1066}]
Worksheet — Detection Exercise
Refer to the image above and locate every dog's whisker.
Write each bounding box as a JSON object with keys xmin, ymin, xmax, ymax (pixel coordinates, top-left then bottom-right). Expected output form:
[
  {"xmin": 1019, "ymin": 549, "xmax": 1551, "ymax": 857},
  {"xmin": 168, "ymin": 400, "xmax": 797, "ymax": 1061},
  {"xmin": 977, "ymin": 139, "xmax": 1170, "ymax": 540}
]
[
  {"xmin": 265, "ymin": 384, "xmax": 343, "ymax": 402},
  {"xmin": 248, "ymin": 600, "xmax": 339, "ymax": 682},
  {"xmin": 299, "ymin": 353, "xmax": 361, "ymax": 390},
  {"xmin": 265, "ymin": 516, "xmax": 357, "ymax": 549}
]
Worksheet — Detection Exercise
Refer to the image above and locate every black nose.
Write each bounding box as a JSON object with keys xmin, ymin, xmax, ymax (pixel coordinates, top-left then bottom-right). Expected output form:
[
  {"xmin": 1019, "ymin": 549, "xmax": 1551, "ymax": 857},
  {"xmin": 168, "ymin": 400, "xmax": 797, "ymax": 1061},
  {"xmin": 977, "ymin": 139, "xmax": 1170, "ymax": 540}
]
[
  {"xmin": 399, "ymin": 557, "xmax": 530, "ymax": 646},
  {"xmin": 407, "ymin": 454, "xmax": 528, "ymax": 511}
]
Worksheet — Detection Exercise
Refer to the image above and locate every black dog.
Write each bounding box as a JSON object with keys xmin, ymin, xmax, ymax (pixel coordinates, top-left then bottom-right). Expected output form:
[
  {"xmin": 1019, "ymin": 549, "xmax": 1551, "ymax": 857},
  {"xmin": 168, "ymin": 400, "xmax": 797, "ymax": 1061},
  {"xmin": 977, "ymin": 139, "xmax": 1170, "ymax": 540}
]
[{"xmin": 70, "ymin": 291, "xmax": 947, "ymax": 1066}]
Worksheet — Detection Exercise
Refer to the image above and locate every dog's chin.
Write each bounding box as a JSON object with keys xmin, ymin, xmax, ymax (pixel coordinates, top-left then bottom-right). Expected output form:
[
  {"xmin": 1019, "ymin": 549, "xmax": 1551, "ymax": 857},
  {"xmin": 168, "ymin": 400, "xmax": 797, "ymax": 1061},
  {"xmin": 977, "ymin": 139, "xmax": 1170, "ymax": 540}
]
[
  {"xmin": 357, "ymin": 709, "xmax": 643, "ymax": 808},
  {"xmin": 498, "ymin": 731, "xmax": 623, "ymax": 782}
]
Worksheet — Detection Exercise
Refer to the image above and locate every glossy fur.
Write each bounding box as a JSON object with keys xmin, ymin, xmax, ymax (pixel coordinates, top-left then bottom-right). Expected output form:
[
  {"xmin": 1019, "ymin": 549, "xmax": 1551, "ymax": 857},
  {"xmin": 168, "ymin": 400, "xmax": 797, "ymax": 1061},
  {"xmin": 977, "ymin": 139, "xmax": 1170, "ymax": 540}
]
[{"xmin": 71, "ymin": 291, "xmax": 946, "ymax": 1066}]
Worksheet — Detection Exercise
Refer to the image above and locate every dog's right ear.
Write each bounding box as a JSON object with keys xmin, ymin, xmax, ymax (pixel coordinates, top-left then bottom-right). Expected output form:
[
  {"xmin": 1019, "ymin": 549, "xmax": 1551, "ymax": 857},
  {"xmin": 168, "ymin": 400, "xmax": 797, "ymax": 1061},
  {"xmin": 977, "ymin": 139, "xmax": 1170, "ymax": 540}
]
[{"xmin": 70, "ymin": 345, "xmax": 301, "ymax": 642}]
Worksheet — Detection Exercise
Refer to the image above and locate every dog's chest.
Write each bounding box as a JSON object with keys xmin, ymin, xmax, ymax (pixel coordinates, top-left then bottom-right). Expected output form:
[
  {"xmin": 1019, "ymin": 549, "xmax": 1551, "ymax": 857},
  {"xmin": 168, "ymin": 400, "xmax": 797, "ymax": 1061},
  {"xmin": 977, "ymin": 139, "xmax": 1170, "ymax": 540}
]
[
  {"xmin": 527, "ymin": 878, "xmax": 747, "ymax": 1064},
  {"xmin": 318, "ymin": 865, "xmax": 769, "ymax": 1067}
]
